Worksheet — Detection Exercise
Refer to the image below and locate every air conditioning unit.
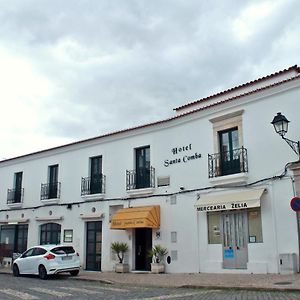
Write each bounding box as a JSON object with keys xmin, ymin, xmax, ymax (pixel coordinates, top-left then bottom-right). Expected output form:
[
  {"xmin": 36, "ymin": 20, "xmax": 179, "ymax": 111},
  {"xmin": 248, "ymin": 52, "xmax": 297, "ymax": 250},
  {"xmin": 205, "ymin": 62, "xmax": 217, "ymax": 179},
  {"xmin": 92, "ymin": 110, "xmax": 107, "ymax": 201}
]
[{"xmin": 279, "ymin": 253, "xmax": 298, "ymax": 274}]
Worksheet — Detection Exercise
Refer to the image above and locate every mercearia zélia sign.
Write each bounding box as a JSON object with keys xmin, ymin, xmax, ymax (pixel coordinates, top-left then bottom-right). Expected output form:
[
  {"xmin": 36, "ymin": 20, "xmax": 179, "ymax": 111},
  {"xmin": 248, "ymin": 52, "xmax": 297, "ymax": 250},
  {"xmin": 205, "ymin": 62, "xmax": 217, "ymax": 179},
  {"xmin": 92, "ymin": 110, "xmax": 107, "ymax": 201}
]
[
  {"xmin": 197, "ymin": 202, "xmax": 248, "ymax": 212},
  {"xmin": 164, "ymin": 143, "xmax": 201, "ymax": 167}
]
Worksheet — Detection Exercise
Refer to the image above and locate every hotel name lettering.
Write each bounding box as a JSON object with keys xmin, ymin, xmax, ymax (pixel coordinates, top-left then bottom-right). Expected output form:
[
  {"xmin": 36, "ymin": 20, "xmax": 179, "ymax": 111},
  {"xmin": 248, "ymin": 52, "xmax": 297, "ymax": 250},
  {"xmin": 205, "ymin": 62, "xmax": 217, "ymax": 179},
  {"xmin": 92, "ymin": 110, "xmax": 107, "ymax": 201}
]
[{"xmin": 164, "ymin": 143, "xmax": 201, "ymax": 167}]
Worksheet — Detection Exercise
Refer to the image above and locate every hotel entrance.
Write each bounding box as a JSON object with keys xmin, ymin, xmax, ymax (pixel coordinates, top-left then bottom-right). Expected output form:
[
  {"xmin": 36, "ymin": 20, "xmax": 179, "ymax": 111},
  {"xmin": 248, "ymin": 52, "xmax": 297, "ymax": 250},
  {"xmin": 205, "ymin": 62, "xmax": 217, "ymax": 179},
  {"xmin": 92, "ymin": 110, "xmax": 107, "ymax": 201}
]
[{"xmin": 135, "ymin": 228, "xmax": 152, "ymax": 271}]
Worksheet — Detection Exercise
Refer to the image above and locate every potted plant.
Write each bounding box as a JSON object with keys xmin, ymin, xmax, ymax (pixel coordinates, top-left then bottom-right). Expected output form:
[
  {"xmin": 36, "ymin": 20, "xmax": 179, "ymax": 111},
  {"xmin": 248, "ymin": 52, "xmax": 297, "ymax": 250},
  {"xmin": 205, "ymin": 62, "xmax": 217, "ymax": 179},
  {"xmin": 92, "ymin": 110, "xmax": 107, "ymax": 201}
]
[
  {"xmin": 148, "ymin": 244, "xmax": 168, "ymax": 273},
  {"xmin": 111, "ymin": 242, "xmax": 129, "ymax": 273}
]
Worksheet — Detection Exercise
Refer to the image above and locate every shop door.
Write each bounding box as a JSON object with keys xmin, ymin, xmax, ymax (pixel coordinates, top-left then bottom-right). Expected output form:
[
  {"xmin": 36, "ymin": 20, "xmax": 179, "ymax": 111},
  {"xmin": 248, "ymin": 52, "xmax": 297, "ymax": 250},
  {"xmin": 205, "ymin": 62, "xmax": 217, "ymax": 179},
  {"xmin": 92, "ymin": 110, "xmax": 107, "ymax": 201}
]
[
  {"xmin": 222, "ymin": 211, "xmax": 248, "ymax": 269},
  {"xmin": 135, "ymin": 228, "xmax": 152, "ymax": 271},
  {"xmin": 86, "ymin": 221, "xmax": 102, "ymax": 271}
]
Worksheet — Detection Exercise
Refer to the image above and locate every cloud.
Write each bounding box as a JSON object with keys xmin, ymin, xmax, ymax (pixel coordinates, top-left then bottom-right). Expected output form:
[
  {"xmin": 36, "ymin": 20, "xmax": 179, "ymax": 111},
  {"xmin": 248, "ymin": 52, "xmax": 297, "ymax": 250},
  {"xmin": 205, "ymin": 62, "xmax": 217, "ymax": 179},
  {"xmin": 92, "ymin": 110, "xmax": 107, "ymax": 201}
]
[{"xmin": 0, "ymin": 0, "xmax": 299, "ymax": 158}]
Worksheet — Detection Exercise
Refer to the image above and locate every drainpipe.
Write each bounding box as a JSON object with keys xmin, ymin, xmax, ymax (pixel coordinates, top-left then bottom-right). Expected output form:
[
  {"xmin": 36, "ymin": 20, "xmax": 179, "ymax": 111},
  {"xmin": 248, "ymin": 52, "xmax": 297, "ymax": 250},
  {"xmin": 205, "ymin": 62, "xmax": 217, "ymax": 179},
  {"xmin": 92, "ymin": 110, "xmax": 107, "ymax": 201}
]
[{"xmin": 288, "ymin": 162, "xmax": 300, "ymax": 272}]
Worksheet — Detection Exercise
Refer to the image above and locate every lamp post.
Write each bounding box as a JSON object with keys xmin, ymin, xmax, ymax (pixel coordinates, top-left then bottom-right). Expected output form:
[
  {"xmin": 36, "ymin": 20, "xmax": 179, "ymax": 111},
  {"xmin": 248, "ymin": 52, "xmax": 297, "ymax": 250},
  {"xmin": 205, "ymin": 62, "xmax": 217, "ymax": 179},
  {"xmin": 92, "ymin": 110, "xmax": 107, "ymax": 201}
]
[
  {"xmin": 271, "ymin": 112, "xmax": 300, "ymax": 160},
  {"xmin": 271, "ymin": 112, "xmax": 300, "ymax": 272}
]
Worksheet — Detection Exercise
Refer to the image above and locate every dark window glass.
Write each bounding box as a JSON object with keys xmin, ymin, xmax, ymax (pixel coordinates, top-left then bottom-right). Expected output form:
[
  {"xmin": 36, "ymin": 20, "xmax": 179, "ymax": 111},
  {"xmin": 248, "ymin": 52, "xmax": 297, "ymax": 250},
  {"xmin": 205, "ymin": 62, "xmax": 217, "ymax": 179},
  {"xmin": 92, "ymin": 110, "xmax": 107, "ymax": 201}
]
[
  {"xmin": 135, "ymin": 146, "xmax": 150, "ymax": 188},
  {"xmin": 40, "ymin": 223, "xmax": 61, "ymax": 245}
]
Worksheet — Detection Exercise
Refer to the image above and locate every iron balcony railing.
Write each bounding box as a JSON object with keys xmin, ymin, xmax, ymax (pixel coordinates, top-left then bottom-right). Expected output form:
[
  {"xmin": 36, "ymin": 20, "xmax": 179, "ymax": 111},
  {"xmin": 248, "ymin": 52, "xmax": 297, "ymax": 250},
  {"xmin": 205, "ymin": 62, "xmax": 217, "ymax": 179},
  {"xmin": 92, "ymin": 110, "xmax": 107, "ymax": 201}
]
[
  {"xmin": 81, "ymin": 174, "xmax": 106, "ymax": 196},
  {"xmin": 7, "ymin": 188, "xmax": 24, "ymax": 204},
  {"xmin": 208, "ymin": 147, "xmax": 248, "ymax": 178},
  {"xmin": 41, "ymin": 182, "xmax": 61, "ymax": 200},
  {"xmin": 126, "ymin": 166, "xmax": 155, "ymax": 190}
]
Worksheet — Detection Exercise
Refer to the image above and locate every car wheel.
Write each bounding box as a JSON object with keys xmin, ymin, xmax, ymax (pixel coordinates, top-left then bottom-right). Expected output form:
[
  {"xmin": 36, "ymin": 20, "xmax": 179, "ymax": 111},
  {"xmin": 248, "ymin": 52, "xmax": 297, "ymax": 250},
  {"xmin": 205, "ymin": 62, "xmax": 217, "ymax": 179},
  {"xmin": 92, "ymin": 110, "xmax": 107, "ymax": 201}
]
[
  {"xmin": 12, "ymin": 264, "xmax": 20, "ymax": 277},
  {"xmin": 70, "ymin": 270, "xmax": 79, "ymax": 276},
  {"xmin": 38, "ymin": 265, "xmax": 47, "ymax": 280}
]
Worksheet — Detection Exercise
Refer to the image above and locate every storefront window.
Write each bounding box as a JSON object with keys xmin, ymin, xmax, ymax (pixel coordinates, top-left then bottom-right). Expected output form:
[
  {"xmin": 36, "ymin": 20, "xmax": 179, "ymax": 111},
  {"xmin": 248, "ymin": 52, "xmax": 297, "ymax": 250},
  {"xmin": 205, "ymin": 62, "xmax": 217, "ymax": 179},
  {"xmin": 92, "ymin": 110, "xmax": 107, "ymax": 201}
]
[
  {"xmin": 40, "ymin": 223, "xmax": 61, "ymax": 245},
  {"xmin": 207, "ymin": 212, "xmax": 221, "ymax": 244},
  {"xmin": 248, "ymin": 208, "xmax": 263, "ymax": 243}
]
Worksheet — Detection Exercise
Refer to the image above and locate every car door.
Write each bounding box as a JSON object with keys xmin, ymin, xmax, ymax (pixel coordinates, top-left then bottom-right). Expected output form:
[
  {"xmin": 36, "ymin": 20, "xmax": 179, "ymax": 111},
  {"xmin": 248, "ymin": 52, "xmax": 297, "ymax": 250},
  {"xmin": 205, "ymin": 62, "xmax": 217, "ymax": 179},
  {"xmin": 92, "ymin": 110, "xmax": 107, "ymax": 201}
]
[{"xmin": 17, "ymin": 248, "xmax": 35, "ymax": 274}]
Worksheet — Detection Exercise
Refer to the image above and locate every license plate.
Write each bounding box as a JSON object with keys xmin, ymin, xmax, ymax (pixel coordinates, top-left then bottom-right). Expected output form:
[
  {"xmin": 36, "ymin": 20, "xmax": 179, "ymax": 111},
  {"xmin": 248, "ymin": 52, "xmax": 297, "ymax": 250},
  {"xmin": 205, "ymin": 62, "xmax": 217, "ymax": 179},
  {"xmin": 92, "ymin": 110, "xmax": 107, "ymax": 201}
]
[{"xmin": 62, "ymin": 256, "xmax": 72, "ymax": 261}]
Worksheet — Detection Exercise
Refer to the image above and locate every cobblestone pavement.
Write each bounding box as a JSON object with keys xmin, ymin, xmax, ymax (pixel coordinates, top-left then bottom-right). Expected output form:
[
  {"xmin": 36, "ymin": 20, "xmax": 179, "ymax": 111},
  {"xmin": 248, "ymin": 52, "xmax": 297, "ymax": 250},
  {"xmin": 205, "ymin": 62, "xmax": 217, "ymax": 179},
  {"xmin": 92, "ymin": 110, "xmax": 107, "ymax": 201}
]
[{"xmin": 1, "ymin": 274, "xmax": 300, "ymax": 300}]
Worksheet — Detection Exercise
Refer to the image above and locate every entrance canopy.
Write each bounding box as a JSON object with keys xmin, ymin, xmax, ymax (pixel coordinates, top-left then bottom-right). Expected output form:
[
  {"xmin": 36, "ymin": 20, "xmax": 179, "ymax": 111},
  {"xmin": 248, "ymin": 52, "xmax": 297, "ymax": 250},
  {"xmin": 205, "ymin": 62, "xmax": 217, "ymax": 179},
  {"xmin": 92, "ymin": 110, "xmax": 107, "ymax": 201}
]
[
  {"xmin": 111, "ymin": 205, "xmax": 160, "ymax": 229},
  {"xmin": 195, "ymin": 189, "xmax": 265, "ymax": 212}
]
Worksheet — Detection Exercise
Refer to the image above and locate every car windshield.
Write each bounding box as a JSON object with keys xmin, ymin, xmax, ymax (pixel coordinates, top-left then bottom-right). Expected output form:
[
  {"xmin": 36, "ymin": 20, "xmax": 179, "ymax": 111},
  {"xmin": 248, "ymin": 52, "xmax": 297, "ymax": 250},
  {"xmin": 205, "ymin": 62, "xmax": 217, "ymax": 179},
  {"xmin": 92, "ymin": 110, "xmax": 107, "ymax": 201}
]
[{"xmin": 51, "ymin": 246, "xmax": 75, "ymax": 255}]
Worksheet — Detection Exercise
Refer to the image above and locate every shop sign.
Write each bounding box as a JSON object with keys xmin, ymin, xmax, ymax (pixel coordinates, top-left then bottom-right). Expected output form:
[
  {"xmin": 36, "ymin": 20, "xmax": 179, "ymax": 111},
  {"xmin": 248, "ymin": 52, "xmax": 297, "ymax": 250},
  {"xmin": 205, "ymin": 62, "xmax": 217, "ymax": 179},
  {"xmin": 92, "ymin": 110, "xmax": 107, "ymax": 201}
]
[
  {"xmin": 197, "ymin": 202, "xmax": 248, "ymax": 212},
  {"xmin": 290, "ymin": 197, "xmax": 300, "ymax": 212},
  {"xmin": 164, "ymin": 143, "xmax": 201, "ymax": 167}
]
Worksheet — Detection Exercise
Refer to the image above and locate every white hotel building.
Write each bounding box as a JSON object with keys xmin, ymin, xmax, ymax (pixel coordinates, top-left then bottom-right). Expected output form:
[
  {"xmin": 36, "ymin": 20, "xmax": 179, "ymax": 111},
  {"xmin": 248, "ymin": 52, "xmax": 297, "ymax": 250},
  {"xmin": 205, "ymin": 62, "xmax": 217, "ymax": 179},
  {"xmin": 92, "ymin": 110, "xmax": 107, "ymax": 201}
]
[{"xmin": 0, "ymin": 65, "xmax": 300, "ymax": 274}]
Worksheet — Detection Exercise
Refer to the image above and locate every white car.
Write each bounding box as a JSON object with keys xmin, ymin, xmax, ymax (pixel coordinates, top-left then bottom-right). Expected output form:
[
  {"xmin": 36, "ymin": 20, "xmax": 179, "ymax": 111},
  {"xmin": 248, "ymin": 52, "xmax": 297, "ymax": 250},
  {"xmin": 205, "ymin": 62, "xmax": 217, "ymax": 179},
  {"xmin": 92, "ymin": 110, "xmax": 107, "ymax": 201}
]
[{"xmin": 12, "ymin": 245, "xmax": 80, "ymax": 279}]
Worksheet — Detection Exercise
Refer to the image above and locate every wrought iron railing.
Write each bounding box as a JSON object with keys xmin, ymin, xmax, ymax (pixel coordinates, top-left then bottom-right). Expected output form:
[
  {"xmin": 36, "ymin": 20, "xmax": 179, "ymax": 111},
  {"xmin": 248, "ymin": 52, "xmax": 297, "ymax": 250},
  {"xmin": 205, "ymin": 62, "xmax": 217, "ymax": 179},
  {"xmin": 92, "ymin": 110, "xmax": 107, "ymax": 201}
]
[
  {"xmin": 208, "ymin": 147, "xmax": 248, "ymax": 178},
  {"xmin": 7, "ymin": 188, "xmax": 24, "ymax": 204},
  {"xmin": 40, "ymin": 182, "xmax": 61, "ymax": 200},
  {"xmin": 126, "ymin": 166, "xmax": 155, "ymax": 190},
  {"xmin": 81, "ymin": 174, "xmax": 106, "ymax": 196}
]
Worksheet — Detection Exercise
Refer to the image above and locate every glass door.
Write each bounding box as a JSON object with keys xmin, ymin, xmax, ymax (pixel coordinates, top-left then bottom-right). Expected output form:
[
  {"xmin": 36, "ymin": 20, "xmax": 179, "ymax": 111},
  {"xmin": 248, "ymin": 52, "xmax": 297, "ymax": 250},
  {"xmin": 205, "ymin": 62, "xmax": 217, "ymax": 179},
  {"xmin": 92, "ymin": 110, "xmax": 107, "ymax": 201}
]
[
  {"xmin": 90, "ymin": 156, "xmax": 102, "ymax": 194},
  {"xmin": 222, "ymin": 211, "xmax": 248, "ymax": 269},
  {"xmin": 14, "ymin": 172, "xmax": 23, "ymax": 203},
  {"xmin": 49, "ymin": 165, "xmax": 58, "ymax": 198},
  {"xmin": 136, "ymin": 146, "xmax": 150, "ymax": 189},
  {"xmin": 86, "ymin": 221, "xmax": 102, "ymax": 271},
  {"xmin": 219, "ymin": 128, "xmax": 240, "ymax": 175}
]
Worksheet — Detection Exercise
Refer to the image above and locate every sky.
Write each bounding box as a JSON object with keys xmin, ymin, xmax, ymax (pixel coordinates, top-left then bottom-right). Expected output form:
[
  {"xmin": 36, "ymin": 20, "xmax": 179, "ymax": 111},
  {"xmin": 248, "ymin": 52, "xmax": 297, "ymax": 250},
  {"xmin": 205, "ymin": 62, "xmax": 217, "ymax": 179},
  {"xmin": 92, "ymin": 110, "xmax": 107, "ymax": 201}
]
[{"xmin": 0, "ymin": 0, "xmax": 299, "ymax": 159}]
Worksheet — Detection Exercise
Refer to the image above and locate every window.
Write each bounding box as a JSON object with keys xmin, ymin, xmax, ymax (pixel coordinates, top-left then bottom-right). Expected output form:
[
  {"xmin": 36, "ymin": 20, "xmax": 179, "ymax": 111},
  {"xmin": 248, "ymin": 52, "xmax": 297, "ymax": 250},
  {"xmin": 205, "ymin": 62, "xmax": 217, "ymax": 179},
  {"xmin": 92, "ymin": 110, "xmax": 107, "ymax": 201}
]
[
  {"xmin": 63, "ymin": 229, "xmax": 73, "ymax": 243},
  {"xmin": 33, "ymin": 247, "xmax": 47, "ymax": 256},
  {"xmin": 248, "ymin": 208, "xmax": 263, "ymax": 243},
  {"xmin": 219, "ymin": 127, "xmax": 241, "ymax": 176},
  {"xmin": 207, "ymin": 212, "xmax": 221, "ymax": 244},
  {"xmin": 8, "ymin": 172, "xmax": 23, "ymax": 203},
  {"xmin": 90, "ymin": 156, "xmax": 102, "ymax": 194},
  {"xmin": 209, "ymin": 110, "xmax": 248, "ymax": 178},
  {"xmin": 40, "ymin": 223, "xmax": 61, "ymax": 245},
  {"xmin": 48, "ymin": 165, "xmax": 59, "ymax": 199},
  {"xmin": 171, "ymin": 231, "xmax": 177, "ymax": 243},
  {"xmin": 136, "ymin": 146, "xmax": 150, "ymax": 189}
]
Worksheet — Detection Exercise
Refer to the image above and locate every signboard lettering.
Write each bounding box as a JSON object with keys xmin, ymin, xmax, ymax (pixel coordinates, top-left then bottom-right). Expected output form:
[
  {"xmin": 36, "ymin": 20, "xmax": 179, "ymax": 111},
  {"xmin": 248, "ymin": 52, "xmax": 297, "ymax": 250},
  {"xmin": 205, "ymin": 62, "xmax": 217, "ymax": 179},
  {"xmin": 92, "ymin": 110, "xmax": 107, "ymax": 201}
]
[{"xmin": 164, "ymin": 143, "xmax": 201, "ymax": 167}]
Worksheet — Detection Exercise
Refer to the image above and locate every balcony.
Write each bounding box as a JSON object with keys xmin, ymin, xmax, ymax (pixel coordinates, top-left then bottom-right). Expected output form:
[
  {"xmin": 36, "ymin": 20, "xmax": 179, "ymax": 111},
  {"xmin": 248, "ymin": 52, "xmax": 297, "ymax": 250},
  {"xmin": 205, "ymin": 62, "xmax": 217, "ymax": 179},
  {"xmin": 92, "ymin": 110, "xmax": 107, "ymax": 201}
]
[
  {"xmin": 41, "ymin": 182, "xmax": 61, "ymax": 201},
  {"xmin": 81, "ymin": 174, "xmax": 106, "ymax": 197},
  {"xmin": 126, "ymin": 167, "xmax": 155, "ymax": 195},
  {"xmin": 208, "ymin": 147, "xmax": 248, "ymax": 183},
  {"xmin": 7, "ymin": 188, "xmax": 24, "ymax": 205}
]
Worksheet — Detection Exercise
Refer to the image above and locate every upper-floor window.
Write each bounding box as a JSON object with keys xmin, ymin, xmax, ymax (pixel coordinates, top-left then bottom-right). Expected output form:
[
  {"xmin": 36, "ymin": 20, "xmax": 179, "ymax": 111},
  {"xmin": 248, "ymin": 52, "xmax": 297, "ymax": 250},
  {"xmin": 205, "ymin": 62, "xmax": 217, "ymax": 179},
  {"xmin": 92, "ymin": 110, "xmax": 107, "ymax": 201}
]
[
  {"xmin": 136, "ymin": 146, "xmax": 150, "ymax": 189},
  {"xmin": 81, "ymin": 156, "xmax": 106, "ymax": 196},
  {"xmin": 90, "ymin": 156, "xmax": 103, "ymax": 194},
  {"xmin": 218, "ymin": 127, "xmax": 241, "ymax": 176},
  {"xmin": 7, "ymin": 172, "xmax": 24, "ymax": 204},
  {"xmin": 41, "ymin": 164, "xmax": 61, "ymax": 200},
  {"xmin": 208, "ymin": 110, "xmax": 248, "ymax": 178},
  {"xmin": 126, "ymin": 145, "xmax": 155, "ymax": 190}
]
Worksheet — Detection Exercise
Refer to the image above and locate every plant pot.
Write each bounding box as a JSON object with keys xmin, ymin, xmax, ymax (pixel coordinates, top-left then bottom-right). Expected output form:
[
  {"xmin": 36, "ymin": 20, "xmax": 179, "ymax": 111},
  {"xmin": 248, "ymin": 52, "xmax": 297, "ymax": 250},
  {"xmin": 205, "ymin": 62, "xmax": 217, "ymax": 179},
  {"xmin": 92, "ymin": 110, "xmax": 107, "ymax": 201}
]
[
  {"xmin": 151, "ymin": 263, "xmax": 165, "ymax": 274},
  {"xmin": 115, "ymin": 263, "xmax": 129, "ymax": 273}
]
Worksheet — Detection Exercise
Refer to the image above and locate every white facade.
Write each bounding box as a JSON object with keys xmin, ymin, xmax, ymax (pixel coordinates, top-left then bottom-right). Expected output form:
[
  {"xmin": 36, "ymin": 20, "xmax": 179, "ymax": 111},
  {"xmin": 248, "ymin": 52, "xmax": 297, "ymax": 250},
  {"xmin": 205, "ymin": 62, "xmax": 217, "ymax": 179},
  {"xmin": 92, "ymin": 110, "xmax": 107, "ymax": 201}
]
[{"xmin": 0, "ymin": 66, "xmax": 300, "ymax": 274}]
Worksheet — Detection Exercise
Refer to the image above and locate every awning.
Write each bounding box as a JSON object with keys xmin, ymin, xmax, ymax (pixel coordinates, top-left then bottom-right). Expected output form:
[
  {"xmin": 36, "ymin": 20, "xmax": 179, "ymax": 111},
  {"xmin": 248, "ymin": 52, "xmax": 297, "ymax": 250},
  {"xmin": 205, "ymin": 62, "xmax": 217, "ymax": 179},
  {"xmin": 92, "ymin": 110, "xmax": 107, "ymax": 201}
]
[
  {"xmin": 111, "ymin": 205, "xmax": 160, "ymax": 229},
  {"xmin": 195, "ymin": 189, "xmax": 265, "ymax": 212}
]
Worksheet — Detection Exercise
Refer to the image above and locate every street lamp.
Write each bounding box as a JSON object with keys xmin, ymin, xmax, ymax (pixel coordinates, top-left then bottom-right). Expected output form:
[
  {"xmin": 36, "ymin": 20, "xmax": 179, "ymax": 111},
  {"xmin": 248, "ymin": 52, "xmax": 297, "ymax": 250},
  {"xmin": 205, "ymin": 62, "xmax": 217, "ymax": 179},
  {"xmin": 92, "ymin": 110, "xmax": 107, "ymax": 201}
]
[{"xmin": 271, "ymin": 112, "xmax": 300, "ymax": 160}]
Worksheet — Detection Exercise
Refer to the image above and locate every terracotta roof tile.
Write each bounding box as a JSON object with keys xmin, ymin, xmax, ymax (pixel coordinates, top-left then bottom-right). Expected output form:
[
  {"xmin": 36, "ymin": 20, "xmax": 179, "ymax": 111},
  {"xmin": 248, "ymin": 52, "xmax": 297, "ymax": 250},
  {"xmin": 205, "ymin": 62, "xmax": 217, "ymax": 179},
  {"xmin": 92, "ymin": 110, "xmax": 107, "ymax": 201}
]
[{"xmin": 174, "ymin": 65, "xmax": 300, "ymax": 111}]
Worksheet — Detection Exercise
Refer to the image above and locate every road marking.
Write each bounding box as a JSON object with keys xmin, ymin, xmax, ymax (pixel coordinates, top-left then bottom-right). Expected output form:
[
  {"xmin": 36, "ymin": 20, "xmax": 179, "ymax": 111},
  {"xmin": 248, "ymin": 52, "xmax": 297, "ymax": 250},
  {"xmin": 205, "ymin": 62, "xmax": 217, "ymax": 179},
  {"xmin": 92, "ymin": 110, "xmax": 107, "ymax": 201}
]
[
  {"xmin": 30, "ymin": 287, "xmax": 72, "ymax": 297},
  {"xmin": 83, "ymin": 285, "xmax": 129, "ymax": 292},
  {"xmin": 60, "ymin": 287, "xmax": 103, "ymax": 294},
  {"xmin": 2, "ymin": 289, "xmax": 38, "ymax": 300},
  {"xmin": 137, "ymin": 292, "xmax": 199, "ymax": 300}
]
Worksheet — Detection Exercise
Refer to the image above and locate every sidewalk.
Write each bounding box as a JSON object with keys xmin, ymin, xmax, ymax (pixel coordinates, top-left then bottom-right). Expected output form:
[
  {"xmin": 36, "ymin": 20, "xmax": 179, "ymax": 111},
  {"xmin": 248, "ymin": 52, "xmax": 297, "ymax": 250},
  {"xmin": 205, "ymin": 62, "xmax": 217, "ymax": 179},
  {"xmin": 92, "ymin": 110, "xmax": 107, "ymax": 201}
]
[{"xmin": 1, "ymin": 267, "xmax": 300, "ymax": 292}]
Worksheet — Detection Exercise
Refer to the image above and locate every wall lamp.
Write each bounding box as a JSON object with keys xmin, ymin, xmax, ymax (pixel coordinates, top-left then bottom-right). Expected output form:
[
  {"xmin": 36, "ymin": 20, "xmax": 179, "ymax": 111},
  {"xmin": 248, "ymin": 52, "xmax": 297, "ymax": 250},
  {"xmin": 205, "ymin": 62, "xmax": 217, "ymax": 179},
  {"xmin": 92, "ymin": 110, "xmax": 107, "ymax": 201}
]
[{"xmin": 271, "ymin": 112, "xmax": 300, "ymax": 160}]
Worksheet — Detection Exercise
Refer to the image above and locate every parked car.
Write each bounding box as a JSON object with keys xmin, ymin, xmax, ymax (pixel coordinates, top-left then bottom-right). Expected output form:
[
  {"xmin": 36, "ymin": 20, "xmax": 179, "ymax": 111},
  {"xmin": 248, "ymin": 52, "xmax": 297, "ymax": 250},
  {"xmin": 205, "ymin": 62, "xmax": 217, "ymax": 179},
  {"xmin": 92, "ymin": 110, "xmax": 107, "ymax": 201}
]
[{"xmin": 12, "ymin": 245, "xmax": 80, "ymax": 279}]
